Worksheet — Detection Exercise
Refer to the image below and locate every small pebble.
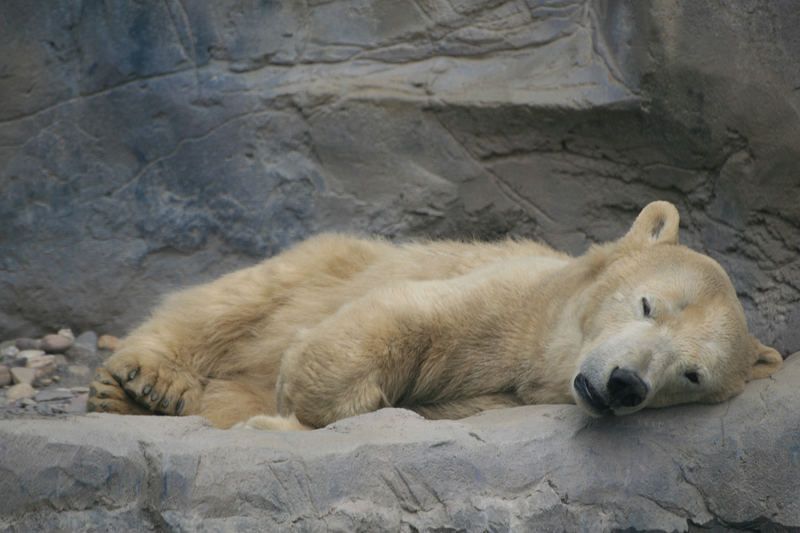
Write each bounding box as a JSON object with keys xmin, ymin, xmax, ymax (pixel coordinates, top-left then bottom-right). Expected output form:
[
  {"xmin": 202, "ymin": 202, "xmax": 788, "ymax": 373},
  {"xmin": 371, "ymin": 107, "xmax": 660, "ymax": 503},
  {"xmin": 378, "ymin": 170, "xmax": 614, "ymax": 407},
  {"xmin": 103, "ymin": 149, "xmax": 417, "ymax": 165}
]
[
  {"xmin": 1, "ymin": 345, "xmax": 19, "ymax": 359},
  {"xmin": 38, "ymin": 378, "xmax": 53, "ymax": 386},
  {"xmin": 70, "ymin": 386, "xmax": 90, "ymax": 394},
  {"xmin": 52, "ymin": 375, "xmax": 60, "ymax": 382},
  {"xmin": 41, "ymin": 334, "xmax": 73, "ymax": 353},
  {"xmin": 98, "ymin": 334, "xmax": 121, "ymax": 351},
  {"xmin": 7, "ymin": 383, "xmax": 36, "ymax": 401},
  {"xmin": 18, "ymin": 349, "xmax": 45, "ymax": 359},
  {"xmin": 10, "ymin": 367, "xmax": 36, "ymax": 385},
  {"xmin": 0, "ymin": 365, "xmax": 10, "ymax": 387},
  {"xmin": 57, "ymin": 328, "xmax": 75, "ymax": 341}
]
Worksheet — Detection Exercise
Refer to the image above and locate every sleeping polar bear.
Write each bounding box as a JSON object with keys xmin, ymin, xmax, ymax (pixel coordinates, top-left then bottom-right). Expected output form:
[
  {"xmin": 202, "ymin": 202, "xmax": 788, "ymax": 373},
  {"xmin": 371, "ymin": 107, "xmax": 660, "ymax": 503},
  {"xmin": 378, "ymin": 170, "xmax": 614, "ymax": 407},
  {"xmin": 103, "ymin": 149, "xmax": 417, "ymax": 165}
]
[{"xmin": 88, "ymin": 201, "xmax": 783, "ymax": 430}]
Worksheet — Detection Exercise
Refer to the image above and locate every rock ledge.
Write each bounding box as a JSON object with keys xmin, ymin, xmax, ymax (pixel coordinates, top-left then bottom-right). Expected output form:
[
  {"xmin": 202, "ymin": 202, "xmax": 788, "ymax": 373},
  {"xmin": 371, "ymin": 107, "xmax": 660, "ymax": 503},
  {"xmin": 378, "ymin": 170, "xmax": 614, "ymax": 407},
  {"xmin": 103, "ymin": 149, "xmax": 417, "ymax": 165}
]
[{"xmin": 1, "ymin": 355, "xmax": 798, "ymax": 532}]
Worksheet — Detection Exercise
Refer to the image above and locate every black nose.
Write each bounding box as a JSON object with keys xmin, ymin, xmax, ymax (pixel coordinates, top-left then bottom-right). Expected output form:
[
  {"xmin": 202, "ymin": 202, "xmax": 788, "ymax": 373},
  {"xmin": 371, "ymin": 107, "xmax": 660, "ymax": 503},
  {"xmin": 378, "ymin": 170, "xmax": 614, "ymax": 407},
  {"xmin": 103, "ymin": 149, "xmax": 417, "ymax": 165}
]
[{"xmin": 607, "ymin": 367, "xmax": 648, "ymax": 408}]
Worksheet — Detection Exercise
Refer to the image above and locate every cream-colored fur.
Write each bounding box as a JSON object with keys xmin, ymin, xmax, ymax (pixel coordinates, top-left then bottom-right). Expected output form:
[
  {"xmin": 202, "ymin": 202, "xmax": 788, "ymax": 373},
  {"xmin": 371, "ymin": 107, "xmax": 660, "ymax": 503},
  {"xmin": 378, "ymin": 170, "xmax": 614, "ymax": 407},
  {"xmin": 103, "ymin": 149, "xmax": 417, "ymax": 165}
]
[{"xmin": 88, "ymin": 201, "xmax": 782, "ymax": 429}]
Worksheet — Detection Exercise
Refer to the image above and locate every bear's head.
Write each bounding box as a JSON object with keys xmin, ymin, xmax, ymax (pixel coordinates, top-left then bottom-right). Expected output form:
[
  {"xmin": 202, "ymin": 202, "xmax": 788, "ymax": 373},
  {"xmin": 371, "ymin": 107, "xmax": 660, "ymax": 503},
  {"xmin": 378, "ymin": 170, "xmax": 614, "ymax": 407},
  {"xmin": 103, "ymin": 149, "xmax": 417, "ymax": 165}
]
[{"xmin": 571, "ymin": 201, "xmax": 783, "ymax": 416}]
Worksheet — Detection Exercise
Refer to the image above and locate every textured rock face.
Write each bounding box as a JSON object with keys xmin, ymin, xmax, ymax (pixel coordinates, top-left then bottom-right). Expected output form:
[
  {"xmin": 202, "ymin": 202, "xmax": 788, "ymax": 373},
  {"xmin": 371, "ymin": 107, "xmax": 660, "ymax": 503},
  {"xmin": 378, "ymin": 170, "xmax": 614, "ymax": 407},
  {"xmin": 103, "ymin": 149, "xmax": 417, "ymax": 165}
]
[
  {"xmin": 1, "ymin": 1, "xmax": 798, "ymax": 356},
  {"xmin": 2, "ymin": 353, "xmax": 798, "ymax": 531}
]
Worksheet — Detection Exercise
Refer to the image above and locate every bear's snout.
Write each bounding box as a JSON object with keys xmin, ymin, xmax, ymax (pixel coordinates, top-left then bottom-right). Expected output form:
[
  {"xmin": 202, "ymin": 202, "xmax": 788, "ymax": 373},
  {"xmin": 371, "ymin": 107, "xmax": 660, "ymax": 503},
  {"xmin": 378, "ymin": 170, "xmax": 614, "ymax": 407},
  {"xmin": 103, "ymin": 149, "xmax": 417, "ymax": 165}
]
[
  {"xmin": 607, "ymin": 367, "xmax": 648, "ymax": 409},
  {"xmin": 573, "ymin": 373, "xmax": 610, "ymax": 415}
]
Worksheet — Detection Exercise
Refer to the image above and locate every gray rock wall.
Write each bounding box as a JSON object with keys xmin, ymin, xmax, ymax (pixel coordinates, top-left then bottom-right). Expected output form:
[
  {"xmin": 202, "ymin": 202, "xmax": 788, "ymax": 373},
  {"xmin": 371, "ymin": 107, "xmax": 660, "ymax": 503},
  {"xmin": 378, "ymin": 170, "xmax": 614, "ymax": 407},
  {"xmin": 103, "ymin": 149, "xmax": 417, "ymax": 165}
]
[
  {"xmin": 1, "ymin": 0, "xmax": 799, "ymax": 355},
  {"xmin": 2, "ymin": 4, "xmax": 799, "ymax": 531},
  {"xmin": 2, "ymin": 353, "xmax": 799, "ymax": 531}
]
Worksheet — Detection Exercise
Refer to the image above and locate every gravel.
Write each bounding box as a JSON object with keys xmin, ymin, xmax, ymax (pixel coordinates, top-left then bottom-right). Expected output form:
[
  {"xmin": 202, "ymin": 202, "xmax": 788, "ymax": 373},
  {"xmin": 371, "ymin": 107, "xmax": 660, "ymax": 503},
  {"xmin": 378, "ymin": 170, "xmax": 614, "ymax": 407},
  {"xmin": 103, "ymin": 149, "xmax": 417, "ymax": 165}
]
[{"xmin": 0, "ymin": 330, "xmax": 118, "ymax": 420}]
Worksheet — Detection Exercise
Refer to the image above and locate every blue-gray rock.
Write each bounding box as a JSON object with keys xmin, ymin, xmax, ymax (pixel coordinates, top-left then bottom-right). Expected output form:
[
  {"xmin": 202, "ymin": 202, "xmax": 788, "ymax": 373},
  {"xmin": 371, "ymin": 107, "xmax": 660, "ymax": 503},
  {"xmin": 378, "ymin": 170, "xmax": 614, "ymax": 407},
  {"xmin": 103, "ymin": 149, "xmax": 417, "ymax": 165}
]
[
  {"xmin": 73, "ymin": 331, "xmax": 98, "ymax": 353},
  {"xmin": 1, "ymin": 353, "xmax": 798, "ymax": 531},
  {"xmin": 14, "ymin": 339, "xmax": 42, "ymax": 351},
  {"xmin": 65, "ymin": 332, "xmax": 104, "ymax": 370}
]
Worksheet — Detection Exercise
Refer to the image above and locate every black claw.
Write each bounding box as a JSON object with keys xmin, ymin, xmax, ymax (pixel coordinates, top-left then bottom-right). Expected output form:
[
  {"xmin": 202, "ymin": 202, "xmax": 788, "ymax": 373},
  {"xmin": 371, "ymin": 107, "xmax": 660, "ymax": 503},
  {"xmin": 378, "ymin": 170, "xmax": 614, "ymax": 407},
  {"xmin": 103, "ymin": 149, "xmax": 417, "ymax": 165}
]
[
  {"xmin": 94, "ymin": 373, "xmax": 103, "ymax": 381},
  {"xmin": 128, "ymin": 369, "xmax": 137, "ymax": 381},
  {"xmin": 101, "ymin": 402, "xmax": 110, "ymax": 410},
  {"xmin": 88, "ymin": 403, "xmax": 96, "ymax": 412},
  {"xmin": 150, "ymin": 392, "xmax": 159, "ymax": 402},
  {"xmin": 98, "ymin": 391, "xmax": 108, "ymax": 399},
  {"xmin": 161, "ymin": 398, "xmax": 169, "ymax": 409},
  {"xmin": 176, "ymin": 398, "xmax": 184, "ymax": 414},
  {"xmin": 142, "ymin": 385, "xmax": 151, "ymax": 396},
  {"xmin": 89, "ymin": 385, "xmax": 97, "ymax": 396},
  {"xmin": 102, "ymin": 379, "xmax": 113, "ymax": 386}
]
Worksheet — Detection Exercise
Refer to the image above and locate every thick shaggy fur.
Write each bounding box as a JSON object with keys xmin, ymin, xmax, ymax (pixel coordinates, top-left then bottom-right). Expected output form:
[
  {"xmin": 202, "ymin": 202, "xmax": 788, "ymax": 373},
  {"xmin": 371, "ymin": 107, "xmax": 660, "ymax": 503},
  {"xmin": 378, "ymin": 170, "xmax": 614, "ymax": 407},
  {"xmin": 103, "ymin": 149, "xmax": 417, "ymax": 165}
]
[{"xmin": 88, "ymin": 202, "xmax": 782, "ymax": 429}]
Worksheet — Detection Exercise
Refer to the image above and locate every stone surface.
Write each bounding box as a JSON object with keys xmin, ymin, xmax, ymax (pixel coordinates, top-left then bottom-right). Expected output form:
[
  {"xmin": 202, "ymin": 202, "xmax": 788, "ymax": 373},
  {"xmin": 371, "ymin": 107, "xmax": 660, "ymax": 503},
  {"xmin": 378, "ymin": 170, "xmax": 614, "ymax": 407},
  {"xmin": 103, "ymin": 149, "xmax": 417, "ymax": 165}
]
[
  {"xmin": 1, "ymin": 354, "xmax": 798, "ymax": 532},
  {"xmin": 0, "ymin": 1, "xmax": 798, "ymax": 358},
  {"xmin": 0, "ymin": 365, "xmax": 9, "ymax": 387}
]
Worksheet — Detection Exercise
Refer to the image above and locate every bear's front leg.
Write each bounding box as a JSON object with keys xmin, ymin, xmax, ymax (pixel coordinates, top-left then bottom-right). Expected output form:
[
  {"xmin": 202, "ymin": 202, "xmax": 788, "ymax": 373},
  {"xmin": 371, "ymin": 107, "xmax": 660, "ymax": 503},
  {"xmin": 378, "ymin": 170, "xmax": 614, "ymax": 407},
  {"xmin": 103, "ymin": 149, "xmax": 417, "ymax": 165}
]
[
  {"xmin": 275, "ymin": 290, "xmax": 433, "ymax": 428},
  {"xmin": 274, "ymin": 273, "xmax": 530, "ymax": 429},
  {"xmin": 276, "ymin": 328, "xmax": 395, "ymax": 428}
]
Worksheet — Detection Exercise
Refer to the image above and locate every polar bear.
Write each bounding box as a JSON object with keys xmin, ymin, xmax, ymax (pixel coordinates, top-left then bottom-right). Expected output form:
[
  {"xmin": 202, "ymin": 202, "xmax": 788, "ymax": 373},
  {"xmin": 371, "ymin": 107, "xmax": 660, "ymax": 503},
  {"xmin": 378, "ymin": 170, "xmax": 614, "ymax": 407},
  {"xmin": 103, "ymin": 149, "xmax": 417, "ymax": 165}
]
[{"xmin": 88, "ymin": 201, "xmax": 782, "ymax": 430}]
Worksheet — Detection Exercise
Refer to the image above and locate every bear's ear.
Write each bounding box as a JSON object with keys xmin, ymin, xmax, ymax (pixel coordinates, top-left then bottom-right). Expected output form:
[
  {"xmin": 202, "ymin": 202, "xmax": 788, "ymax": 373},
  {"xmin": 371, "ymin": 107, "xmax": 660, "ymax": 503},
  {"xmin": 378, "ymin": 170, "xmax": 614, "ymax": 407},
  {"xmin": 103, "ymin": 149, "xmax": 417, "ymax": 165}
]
[
  {"xmin": 621, "ymin": 201, "xmax": 680, "ymax": 248},
  {"xmin": 747, "ymin": 334, "xmax": 783, "ymax": 381}
]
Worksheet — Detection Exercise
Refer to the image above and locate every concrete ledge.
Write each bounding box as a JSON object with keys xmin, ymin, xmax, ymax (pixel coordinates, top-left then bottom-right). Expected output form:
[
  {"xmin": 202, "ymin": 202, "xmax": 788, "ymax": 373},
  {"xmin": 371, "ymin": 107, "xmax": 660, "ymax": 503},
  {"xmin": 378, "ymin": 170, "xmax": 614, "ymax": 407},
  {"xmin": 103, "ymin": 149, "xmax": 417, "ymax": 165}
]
[{"xmin": 1, "ymin": 354, "xmax": 798, "ymax": 532}]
